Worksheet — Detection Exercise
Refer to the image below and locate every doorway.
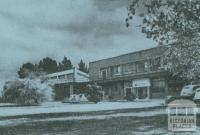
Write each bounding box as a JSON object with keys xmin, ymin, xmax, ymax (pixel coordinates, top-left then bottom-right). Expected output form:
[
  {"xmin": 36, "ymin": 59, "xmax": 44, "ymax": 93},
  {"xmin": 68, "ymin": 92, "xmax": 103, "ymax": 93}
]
[
  {"xmin": 135, "ymin": 87, "xmax": 149, "ymax": 99},
  {"xmin": 125, "ymin": 87, "xmax": 132, "ymax": 96}
]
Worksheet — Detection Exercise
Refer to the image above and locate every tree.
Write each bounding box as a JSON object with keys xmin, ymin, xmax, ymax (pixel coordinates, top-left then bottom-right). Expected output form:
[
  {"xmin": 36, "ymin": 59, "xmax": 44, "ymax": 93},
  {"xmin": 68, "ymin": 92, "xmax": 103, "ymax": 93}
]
[
  {"xmin": 58, "ymin": 56, "xmax": 73, "ymax": 71},
  {"xmin": 38, "ymin": 57, "xmax": 58, "ymax": 73},
  {"xmin": 126, "ymin": 0, "xmax": 200, "ymax": 81},
  {"xmin": 78, "ymin": 59, "xmax": 89, "ymax": 73},
  {"xmin": 1, "ymin": 78, "xmax": 54, "ymax": 105},
  {"xmin": 18, "ymin": 62, "xmax": 35, "ymax": 78}
]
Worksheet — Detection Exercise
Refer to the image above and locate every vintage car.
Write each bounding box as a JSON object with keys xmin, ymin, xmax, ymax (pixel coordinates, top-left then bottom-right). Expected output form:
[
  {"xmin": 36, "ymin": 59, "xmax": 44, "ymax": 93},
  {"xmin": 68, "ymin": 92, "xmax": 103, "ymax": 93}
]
[
  {"xmin": 180, "ymin": 85, "xmax": 200, "ymax": 97},
  {"xmin": 193, "ymin": 88, "xmax": 200, "ymax": 104},
  {"xmin": 166, "ymin": 85, "xmax": 200, "ymax": 104},
  {"xmin": 62, "ymin": 94, "xmax": 90, "ymax": 103}
]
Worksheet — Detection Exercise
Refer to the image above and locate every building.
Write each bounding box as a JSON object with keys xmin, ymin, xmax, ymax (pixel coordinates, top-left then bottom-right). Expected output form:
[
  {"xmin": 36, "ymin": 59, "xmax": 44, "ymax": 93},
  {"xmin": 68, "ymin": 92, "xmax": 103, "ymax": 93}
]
[
  {"xmin": 47, "ymin": 68, "xmax": 89, "ymax": 100},
  {"xmin": 89, "ymin": 46, "xmax": 173, "ymax": 100}
]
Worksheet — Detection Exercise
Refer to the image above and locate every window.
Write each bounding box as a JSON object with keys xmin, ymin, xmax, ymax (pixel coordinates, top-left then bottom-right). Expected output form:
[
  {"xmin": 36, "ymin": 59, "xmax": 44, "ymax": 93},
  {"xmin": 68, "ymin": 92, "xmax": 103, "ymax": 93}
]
[
  {"xmin": 100, "ymin": 69, "xmax": 107, "ymax": 79},
  {"xmin": 123, "ymin": 63, "xmax": 136, "ymax": 74},
  {"xmin": 67, "ymin": 73, "xmax": 74, "ymax": 80},
  {"xmin": 136, "ymin": 61, "xmax": 145, "ymax": 73},
  {"xmin": 58, "ymin": 75, "xmax": 65, "ymax": 79},
  {"xmin": 50, "ymin": 76, "xmax": 57, "ymax": 79},
  {"xmin": 144, "ymin": 61, "xmax": 150, "ymax": 72},
  {"xmin": 112, "ymin": 66, "xmax": 121, "ymax": 76},
  {"xmin": 124, "ymin": 87, "xmax": 132, "ymax": 96},
  {"xmin": 152, "ymin": 57, "xmax": 161, "ymax": 71},
  {"xmin": 123, "ymin": 64, "xmax": 132, "ymax": 74},
  {"xmin": 152, "ymin": 79, "xmax": 165, "ymax": 88},
  {"xmin": 152, "ymin": 79, "xmax": 165, "ymax": 93}
]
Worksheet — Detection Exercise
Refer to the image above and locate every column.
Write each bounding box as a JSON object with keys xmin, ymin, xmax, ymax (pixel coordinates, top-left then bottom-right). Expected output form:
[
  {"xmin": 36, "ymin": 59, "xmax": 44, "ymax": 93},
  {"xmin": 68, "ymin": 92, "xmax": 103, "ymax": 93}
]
[
  {"xmin": 70, "ymin": 84, "xmax": 74, "ymax": 96},
  {"xmin": 165, "ymin": 80, "xmax": 168, "ymax": 97},
  {"xmin": 147, "ymin": 87, "xmax": 150, "ymax": 99}
]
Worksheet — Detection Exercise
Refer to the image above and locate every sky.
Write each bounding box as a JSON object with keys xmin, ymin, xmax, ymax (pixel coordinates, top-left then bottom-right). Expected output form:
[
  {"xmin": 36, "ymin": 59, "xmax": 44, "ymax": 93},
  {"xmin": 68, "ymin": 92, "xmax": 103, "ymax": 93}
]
[{"xmin": 0, "ymin": 0, "xmax": 156, "ymax": 82}]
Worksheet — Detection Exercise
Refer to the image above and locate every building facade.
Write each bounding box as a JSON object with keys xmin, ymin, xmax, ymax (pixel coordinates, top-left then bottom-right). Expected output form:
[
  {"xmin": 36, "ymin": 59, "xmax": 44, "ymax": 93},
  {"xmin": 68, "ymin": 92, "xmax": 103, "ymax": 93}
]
[
  {"xmin": 89, "ymin": 47, "xmax": 171, "ymax": 100},
  {"xmin": 47, "ymin": 68, "xmax": 89, "ymax": 100}
]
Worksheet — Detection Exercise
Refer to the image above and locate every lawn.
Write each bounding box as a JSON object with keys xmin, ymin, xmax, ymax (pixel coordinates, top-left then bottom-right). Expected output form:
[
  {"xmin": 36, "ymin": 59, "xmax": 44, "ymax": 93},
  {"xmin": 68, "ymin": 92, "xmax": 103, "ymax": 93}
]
[
  {"xmin": 0, "ymin": 111, "xmax": 199, "ymax": 135},
  {"xmin": 0, "ymin": 114, "xmax": 168, "ymax": 135},
  {"xmin": 0, "ymin": 100, "xmax": 199, "ymax": 135}
]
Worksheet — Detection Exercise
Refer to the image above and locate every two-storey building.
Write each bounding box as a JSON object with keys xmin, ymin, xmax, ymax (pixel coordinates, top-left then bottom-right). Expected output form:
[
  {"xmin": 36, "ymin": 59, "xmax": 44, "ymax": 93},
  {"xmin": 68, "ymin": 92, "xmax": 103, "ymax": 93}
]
[{"xmin": 89, "ymin": 46, "xmax": 171, "ymax": 100}]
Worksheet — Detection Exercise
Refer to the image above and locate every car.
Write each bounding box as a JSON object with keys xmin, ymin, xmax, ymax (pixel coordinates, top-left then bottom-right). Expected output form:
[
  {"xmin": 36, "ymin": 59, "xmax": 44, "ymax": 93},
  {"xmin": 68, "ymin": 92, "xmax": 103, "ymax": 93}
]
[
  {"xmin": 165, "ymin": 96, "xmax": 193, "ymax": 104},
  {"xmin": 194, "ymin": 88, "xmax": 200, "ymax": 104},
  {"xmin": 180, "ymin": 85, "xmax": 200, "ymax": 97},
  {"xmin": 62, "ymin": 94, "xmax": 90, "ymax": 103}
]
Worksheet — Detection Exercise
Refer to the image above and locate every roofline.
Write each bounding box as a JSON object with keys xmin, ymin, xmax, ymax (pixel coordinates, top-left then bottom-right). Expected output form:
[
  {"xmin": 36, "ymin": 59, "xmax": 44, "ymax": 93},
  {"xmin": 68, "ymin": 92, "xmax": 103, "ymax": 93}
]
[
  {"xmin": 47, "ymin": 68, "xmax": 89, "ymax": 77},
  {"xmin": 89, "ymin": 46, "xmax": 167, "ymax": 64},
  {"xmin": 76, "ymin": 69, "xmax": 89, "ymax": 77},
  {"xmin": 47, "ymin": 69, "xmax": 74, "ymax": 77}
]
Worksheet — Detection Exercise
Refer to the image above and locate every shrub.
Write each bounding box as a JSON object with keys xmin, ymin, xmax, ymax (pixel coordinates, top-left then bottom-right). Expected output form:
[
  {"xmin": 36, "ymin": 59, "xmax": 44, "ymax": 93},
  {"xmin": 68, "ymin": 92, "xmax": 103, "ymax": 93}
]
[
  {"xmin": 86, "ymin": 82, "xmax": 102, "ymax": 103},
  {"xmin": 1, "ymin": 78, "xmax": 54, "ymax": 105},
  {"xmin": 124, "ymin": 94, "xmax": 136, "ymax": 101}
]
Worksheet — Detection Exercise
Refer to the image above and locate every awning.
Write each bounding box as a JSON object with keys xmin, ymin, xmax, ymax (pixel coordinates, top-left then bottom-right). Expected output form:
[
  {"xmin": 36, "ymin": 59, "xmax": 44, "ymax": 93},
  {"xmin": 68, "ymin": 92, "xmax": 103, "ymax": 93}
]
[{"xmin": 132, "ymin": 79, "xmax": 151, "ymax": 88}]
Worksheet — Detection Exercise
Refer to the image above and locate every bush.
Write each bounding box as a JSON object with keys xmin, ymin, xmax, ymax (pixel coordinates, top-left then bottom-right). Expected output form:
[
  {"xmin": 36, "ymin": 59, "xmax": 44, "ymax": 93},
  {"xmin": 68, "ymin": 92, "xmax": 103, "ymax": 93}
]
[
  {"xmin": 124, "ymin": 94, "xmax": 136, "ymax": 101},
  {"xmin": 1, "ymin": 78, "xmax": 54, "ymax": 105},
  {"xmin": 86, "ymin": 83, "xmax": 102, "ymax": 103}
]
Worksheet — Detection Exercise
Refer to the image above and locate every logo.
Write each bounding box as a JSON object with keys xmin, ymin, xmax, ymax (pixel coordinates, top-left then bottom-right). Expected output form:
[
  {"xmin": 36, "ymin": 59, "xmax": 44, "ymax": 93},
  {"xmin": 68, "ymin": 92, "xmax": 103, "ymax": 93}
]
[{"xmin": 167, "ymin": 99, "xmax": 197, "ymax": 132}]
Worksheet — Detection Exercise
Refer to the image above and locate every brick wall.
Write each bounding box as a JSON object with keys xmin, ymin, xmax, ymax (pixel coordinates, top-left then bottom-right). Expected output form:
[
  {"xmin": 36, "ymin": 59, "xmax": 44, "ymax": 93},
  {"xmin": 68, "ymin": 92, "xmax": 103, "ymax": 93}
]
[{"xmin": 89, "ymin": 46, "xmax": 167, "ymax": 81}]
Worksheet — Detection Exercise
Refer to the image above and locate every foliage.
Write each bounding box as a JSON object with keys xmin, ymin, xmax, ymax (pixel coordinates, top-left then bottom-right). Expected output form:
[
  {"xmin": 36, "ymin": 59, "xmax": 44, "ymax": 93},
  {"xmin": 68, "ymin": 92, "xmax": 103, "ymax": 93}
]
[
  {"xmin": 38, "ymin": 57, "xmax": 58, "ymax": 73},
  {"xmin": 124, "ymin": 93, "xmax": 136, "ymax": 101},
  {"xmin": 86, "ymin": 82, "xmax": 102, "ymax": 103},
  {"xmin": 78, "ymin": 59, "xmax": 89, "ymax": 73},
  {"xmin": 126, "ymin": 0, "xmax": 200, "ymax": 81},
  {"xmin": 58, "ymin": 56, "xmax": 73, "ymax": 71},
  {"xmin": 1, "ymin": 78, "xmax": 54, "ymax": 105},
  {"xmin": 18, "ymin": 62, "xmax": 35, "ymax": 78},
  {"xmin": 17, "ymin": 56, "xmax": 76, "ymax": 77}
]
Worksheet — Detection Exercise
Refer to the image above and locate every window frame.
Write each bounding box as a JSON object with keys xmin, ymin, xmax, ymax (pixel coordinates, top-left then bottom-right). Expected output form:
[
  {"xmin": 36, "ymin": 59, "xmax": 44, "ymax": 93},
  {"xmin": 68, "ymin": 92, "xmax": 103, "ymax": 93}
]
[
  {"xmin": 123, "ymin": 63, "xmax": 133, "ymax": 74},
  {"xmin": 58, "ymin": 74, "xmax": 65, "ymax": 79},
  {"xmin": 112, "ymin": 66, "xmax": 121, "ymax": 76},
  {"xmin": 99, "ymin": 68, "xmax": 108, "ymax": 79}
]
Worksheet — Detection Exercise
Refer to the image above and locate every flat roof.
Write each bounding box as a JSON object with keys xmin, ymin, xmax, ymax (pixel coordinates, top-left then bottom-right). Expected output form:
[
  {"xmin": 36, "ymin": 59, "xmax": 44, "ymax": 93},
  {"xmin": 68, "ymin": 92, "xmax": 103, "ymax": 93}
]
[{"xmin": 47, "ymin": 68, "xmax": 89, "ymax": 77}]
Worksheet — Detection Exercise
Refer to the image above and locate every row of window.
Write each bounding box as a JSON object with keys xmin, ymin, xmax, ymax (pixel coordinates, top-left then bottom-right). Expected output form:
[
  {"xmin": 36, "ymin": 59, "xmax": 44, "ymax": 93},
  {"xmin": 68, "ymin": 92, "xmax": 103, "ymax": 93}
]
[
  {"xmin": 99, "ymin": 57, "xmax": 164, "ymax": 79},
  {"xmin": 50, "ymin": 73, "xmax": 74, "ymax": 80}
]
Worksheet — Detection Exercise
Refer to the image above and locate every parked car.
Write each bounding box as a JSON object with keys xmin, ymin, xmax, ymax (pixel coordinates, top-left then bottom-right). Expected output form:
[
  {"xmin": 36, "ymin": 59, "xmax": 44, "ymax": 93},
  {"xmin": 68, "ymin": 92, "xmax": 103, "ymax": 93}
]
[
  {"xmin": 166, "ymin": 85, "xmax": 200, "ymax": 104},
  {"xmin": 180, "ymin": 85, "xmax": 200, "ymax": 97},
  {"xmin": 62, "ymin": 94, "xmax": 89, "ymax": 103},
  {"xmin": 193, "ymin": 88, "xmax": 200, "ymax": 104},
  {"xmin": 165, "ymin": 96, "xmax": 193, "ymax": 104}
]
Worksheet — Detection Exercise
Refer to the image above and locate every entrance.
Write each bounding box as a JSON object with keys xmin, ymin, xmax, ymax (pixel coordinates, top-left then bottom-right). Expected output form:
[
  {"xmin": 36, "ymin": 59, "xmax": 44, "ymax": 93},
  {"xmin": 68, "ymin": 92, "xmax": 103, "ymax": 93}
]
[
  {"xmin": 132, "ymin": 79, "xmax": 151, "ymax": 99},
  {"xmin": 125, "ymin": 87, "xmax": 132, "ymax": 96},
  {"xmin": 135, "ymin": 87, "xmax": 148, "ymax": 99}
]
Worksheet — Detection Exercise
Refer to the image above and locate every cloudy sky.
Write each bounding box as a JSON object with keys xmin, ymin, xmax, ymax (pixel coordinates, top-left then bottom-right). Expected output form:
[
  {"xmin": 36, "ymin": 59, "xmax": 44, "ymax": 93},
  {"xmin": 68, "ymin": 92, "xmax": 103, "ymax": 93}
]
[{"xmin": 0, "ymin": 0, "xmax": 155, "ymax": 81}]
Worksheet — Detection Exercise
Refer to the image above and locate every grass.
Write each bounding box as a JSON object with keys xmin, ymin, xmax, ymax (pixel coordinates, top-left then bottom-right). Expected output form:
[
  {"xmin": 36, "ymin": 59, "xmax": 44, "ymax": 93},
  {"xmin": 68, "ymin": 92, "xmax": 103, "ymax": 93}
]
[
  {"xmin": 0, "ymin": 109, "xmax": 199, "ymax": 135},
  {"xmin": 0, "ymin": 114, "xmax": 169, "ymax": 135}
]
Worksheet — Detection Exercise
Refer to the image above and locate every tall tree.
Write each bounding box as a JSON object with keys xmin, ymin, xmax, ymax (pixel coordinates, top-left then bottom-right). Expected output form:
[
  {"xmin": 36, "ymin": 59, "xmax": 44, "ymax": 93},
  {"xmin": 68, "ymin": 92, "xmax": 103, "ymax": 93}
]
[
  {"xmin": 78, "ymin": 59, "xmax": 89, "ymax": 73},
  {"xmin": 38, "ymin": 57, "xmax": 58, "ymax": 73},
  {"xmin": 58, "ymin": 56, "xmax": 73, "ymax": 71},
  {"xmin": 18, "ymin": 62, "xmax": 35, "ymax": 78},
  {"xmin": 126, "ymin": 0, "xmax": 200, "ymax": 81}
]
